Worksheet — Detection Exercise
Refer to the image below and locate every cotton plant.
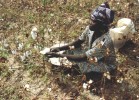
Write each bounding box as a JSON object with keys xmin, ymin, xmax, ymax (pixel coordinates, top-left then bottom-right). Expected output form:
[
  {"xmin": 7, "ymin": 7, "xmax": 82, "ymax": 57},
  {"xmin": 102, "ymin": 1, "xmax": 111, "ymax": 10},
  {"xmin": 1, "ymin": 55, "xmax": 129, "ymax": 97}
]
[
  {"xmin": 31, "ymin": 26, "xmax": 38, "ymax": 40},
  {"xmin": 20, "ymin": 50, "xmax": 32, "ymax": 61}
]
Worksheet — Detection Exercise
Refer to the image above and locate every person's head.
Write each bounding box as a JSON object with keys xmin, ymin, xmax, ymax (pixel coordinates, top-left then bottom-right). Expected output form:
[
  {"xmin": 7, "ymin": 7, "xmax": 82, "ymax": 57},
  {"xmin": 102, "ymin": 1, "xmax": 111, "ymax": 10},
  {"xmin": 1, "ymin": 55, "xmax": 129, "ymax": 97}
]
[
  {"xmin": 109, "ymin": 18, "xmax": 136, "ymax": 51},
  {"xmin": 89, "ymin": 2, "xmax": 115, "ymax": 33}
]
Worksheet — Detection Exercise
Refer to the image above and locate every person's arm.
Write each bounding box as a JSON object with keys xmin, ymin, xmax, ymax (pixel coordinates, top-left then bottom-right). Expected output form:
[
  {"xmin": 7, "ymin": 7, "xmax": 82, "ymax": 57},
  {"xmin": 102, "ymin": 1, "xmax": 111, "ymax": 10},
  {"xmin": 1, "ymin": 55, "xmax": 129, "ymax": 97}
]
[
  {"xmin": 50, "ymin": 26, "xmax": 89, "ymax": 52},
  {"xmin": 50, "ymin": 39, "xmax": 84, "ymax": 52},
  {"xmin": 45, "ymin": 52, "xmax": 87, "ymax": 62}
]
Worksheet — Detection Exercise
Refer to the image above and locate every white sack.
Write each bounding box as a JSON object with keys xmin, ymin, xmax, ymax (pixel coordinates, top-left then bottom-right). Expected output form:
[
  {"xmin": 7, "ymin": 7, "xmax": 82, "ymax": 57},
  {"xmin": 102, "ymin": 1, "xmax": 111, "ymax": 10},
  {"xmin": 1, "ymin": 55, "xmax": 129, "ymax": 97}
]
[{"xmin": 109, "ymin": 18, "xmax": 136, "ymax": 51}]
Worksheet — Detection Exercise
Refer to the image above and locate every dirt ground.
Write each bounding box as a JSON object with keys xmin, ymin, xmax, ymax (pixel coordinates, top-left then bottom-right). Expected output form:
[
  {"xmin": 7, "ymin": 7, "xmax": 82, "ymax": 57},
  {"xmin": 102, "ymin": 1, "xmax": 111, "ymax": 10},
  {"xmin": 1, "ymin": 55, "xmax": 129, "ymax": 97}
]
[{"xmin": 0, "ymin": 0, "xmax": 139, "ymax": 100}]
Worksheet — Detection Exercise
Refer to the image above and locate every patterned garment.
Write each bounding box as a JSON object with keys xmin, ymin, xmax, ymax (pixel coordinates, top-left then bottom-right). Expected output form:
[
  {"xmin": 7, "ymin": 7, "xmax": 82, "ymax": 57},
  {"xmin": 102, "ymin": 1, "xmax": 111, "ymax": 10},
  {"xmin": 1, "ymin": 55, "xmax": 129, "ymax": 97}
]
[
  {"xmin": 79, "ymin": 26, "xmax": 95, "ymax": 49},
  {"xmin": 67, "ymin": 32, "xmax": 116, "ymax": 73}
]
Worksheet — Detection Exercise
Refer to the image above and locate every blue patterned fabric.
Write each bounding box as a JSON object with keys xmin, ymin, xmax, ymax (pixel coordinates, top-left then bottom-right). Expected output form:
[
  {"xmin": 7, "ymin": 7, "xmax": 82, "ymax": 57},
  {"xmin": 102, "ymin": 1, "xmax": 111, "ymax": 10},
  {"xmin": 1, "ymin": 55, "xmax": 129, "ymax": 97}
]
[
  {"xmin": 79, "ymin": 26, "xmax": 95, "ymax": 49},
  {"xmin": 91, "ymin": 2, "xmax": 114, "ymax": 25},
  {"xmin": 67, "ymin": 33, "xmax": 116, "ymax": 73}
]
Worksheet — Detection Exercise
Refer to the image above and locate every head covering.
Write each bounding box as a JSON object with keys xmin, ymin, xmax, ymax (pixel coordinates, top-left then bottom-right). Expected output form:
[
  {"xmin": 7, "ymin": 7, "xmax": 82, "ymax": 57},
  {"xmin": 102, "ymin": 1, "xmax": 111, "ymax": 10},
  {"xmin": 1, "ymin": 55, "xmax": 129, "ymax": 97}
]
[
  {"xmin": 91, "ymin": 2, "xmax": 114, "ymax": 25},
  {"xmin": 109, "ymin": 18, "xmax": 136, "ymax": 51}
]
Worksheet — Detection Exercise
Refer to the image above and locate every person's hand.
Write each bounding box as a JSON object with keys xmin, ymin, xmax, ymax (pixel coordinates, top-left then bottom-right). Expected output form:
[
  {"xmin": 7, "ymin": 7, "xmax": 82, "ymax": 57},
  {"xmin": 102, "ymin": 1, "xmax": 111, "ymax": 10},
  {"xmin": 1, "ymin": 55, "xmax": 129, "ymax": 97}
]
[
  {"xmin": 45, "ymin": 52, "xmax": 60, "ymax": 58},
  {"xmin": 50, "ymin": 47, "xmax": 60, "ymax": 52}
]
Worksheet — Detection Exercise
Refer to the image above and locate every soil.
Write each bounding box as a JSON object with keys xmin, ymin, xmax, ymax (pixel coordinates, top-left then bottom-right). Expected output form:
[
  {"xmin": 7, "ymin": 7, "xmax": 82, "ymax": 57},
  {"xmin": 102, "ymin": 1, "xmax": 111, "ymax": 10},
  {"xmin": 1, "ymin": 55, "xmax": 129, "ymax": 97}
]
[{"xmin": 0, "ymin": 0, "xmax": 139, "ymax": 100}]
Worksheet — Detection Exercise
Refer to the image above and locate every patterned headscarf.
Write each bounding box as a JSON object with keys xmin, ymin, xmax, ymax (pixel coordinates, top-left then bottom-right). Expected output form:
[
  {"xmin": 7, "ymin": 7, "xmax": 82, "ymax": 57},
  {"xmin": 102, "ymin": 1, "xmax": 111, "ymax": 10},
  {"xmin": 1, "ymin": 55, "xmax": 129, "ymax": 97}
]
[{"xmin": 91, "ymin": 2, "xmax": 115, "ymax": 26}]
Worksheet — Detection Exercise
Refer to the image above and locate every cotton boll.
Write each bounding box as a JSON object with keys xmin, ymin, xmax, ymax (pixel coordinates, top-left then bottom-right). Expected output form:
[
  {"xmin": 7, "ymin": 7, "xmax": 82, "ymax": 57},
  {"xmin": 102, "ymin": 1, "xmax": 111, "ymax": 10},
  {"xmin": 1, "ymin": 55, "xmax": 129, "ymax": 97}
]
[
  {"xmin": 60, "ymin": 57, "xmax": 73, "ymax": 67},
  {"xmin": 32, "ymin": 26, "xmax": 37, "ymax": 32},
  {"xmin": 18, "ymin": 43, "xmax": 24, "ymax": 50},
  {"xmin": 31, "ymin": 31, "xmax": 37, "ymax": 39},
  {"xmin": 24, "ymin": 84, "xmax": 30, "ymax": 91},
  {"xmin": 83, "ymin": 83, "xmax": 88, "ymax": 89},
  {"xmin": 31, "ymin": 26, "xmax": 37, "ymax": 39},
  {"xmin": 48, "ymin": 28, "xmax": 52, "ymax": 33},
  {"xmin": 25, "ymin": 51, "xmax": 30, "ymax": 57},
  {"xmin": 40, "ymin": 48, "xmax": 50, "ymax": 54},
  {"xmin": 11, "ymin": 50, "xmax": 17, "ymax": 55},
  {"xmin": 20, "ymin": 55, "xmax": 26, "ymax": 61},
  {"xmin": 47, "ymin": 87, "xmax": 52, "ymax": 92},
  {"xmin": 88, "ymin": 79, "xmax": 93, "ymax": 84},
  {"xmin": 48, "ymin": 57, "xmax": 73, "ymax": 67},
  {"xmin": 49, "ymin": 58, "xmax": 61, "ymax": 66}
]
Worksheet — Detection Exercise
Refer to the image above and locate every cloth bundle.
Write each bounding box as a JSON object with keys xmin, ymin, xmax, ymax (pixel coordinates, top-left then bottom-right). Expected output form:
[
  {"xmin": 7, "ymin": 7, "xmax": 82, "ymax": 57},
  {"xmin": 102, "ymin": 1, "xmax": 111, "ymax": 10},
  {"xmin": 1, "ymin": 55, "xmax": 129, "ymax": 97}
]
[{"xmin": 109, "ymin": 18, "xmax": 136, "ymax": 51}]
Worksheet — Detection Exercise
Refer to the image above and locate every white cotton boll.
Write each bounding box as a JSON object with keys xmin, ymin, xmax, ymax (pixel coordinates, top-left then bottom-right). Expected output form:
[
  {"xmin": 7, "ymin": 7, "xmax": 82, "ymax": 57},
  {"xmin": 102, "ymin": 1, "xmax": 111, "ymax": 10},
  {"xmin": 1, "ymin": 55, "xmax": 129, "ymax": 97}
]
[
  {"xmin": 40, "ymin": 48, "xmax": 50, "ymax": 54},
  {"xmin": 31, "ymin": 27, "xmax": 37, "ymax": 39},
  {"xmin": 31, "ymin": 31, "xmax": 37, "ymax": 39},
  {"xmin": 18, "ymin": 43, "xmax": 24, "ymax": 50},
  {"xmin": 106, "ymin": 75, "xmax": 111, "ymax": 80},
  {"xmin": 50, "ymin": 13, "xmax": 54, "ymax": 17},
  {"xmin": 20, "ymin": 55, "xmax": 26, "ymax": 61},
  {"xmin": 32, "ymin": 26, "xmax": 37, "ymax": 32},
  {"xmin": 83, "ymin": 83, "xmax": 88, "ymax": 89},
  {"xmin": 47, "ymin": 88, "xmax": 52, "ymax": 92},
  {"xmin": 61, "ymin": 57, "xmax": 73, "ymax": 67},
  {"xmin": 49, "ymin": 58, "xmax": 61, "ymax": 66},
  {"xmin": 24, "ymin": 84, "xmax": 30, "ymax": 91},
  {"xmin": 48, "ymin": 28, "xmax": 52, "ymax": 33},
  {"xmin": 11, "ymin": 50, "xmax": 17, "ymax": 55},
  {"xmin": 48, "ymin": 57, "xmax": 72, "ymax": 66},
  {"xmin": 25, "ymin": 51, "xmax": 30, "ymax": 57},
  {"xmin": 88, "ymin": 79, "xmax": 93, "ymax": 84},
  {"xmin": 23, "ymin": 51, "xmax": 31, "ymax": 58}
]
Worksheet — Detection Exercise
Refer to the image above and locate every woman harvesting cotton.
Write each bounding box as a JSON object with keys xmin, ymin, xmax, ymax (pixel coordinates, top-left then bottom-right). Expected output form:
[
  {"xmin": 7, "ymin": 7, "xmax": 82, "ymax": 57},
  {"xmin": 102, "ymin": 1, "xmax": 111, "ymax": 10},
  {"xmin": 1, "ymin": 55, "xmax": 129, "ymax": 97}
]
[{"xmin": 45, "ymin": 18, "xmax": 136, "ymax": 73}]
